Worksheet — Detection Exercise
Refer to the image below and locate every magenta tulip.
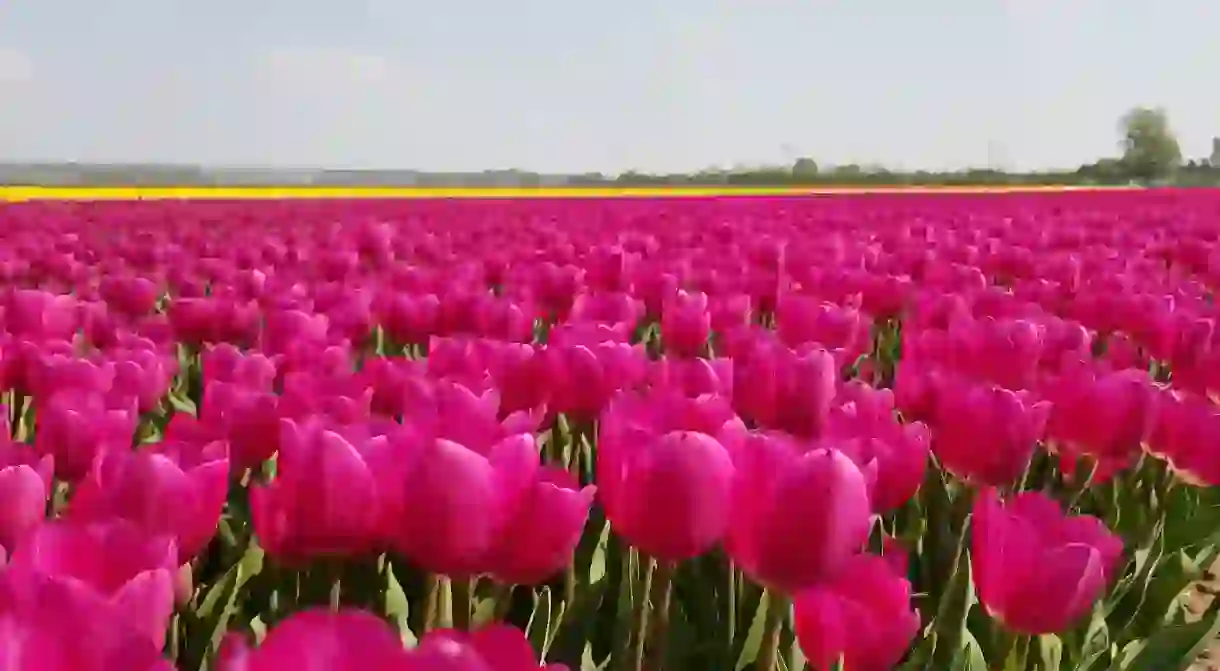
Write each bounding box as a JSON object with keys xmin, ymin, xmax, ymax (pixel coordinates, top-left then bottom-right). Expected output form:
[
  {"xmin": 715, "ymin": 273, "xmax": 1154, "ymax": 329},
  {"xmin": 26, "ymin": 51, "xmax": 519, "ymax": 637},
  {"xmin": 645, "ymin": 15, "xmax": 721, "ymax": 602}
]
[
  {"xmin": 7, "ymin": 519, "xmax": 178, "ymax": 648},
  {"xmin": 599, "ymin": 389, "xmax": 743, "ymax": 560},
  {"xmin": 1044, "ymin": 364, "xmax": 1157, "ymax": 464},
  {"xmin": 391, "ymin": 433, "xmax": 541, "ymax": 577},
  {"xmin": 544, "ymin": 329, "xmax": 648, "ymax": 424},
  {"xmin": 794, "ymin": 552, "xmax": 921, "ymax": 671},
  {"xmin": 828, "ymin": 382, "xmax": 929, "ymax": 513},
  {"xmin": 0, "ymin": 569, "xmax": 174, "ymax": 671},
  {"xmin": 67, "ymin": 441, "xmax": 229, "ymax": 564},
  {"xmin": 0, "ymin": 435, "xmax": 52, "ymax": 556},
  {"xmin": 972, "ymin": 489, "xmax": 1123, "ymax": 634},
  {"xmin": 34, "ymin": 391, "xmax": 138, "ymax": 483},
  {"xmin": 931, "ymin": 376, "xmax": 1049, "ymax": 487},
  {"xmin": 733, "ymin": 344, "xmax": 838, "ymax": 440},
  {"xmin": 660, "ymin": 290, "xmax": 711, "ymax": 357},
  {"xmin": 251, "ymin": 419, "xmax": 395, "ymax": 564},
  {"xmin": 216, "ymin": 609, "xmax": 413, "ymax": 670},
  {"xmin": 410, "ymin": 624, "xmax": 570, "ymax": 670},
  {"xmin": 488, "ymin": 466, "xmax": 595, "ymax": 585},
  {"xmin": 727, "ymin": 435, "xmax": 873, "ymax": 591},
  {"xmin": 203, "ymin": 342, "xmax": 277, "ymax": 391},
  {"xmin": 202, "ymin": 381, "xmax": 281, "ymax": 472}
]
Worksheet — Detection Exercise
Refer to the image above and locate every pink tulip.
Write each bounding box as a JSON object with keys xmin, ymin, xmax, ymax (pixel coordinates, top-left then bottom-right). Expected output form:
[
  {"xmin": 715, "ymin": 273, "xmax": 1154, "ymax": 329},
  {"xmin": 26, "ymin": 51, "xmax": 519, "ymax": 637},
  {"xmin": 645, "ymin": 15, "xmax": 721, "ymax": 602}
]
[
  {"xmin": 261, "ymin": 309, "xmax": 332, "ymax": 357},
  {"xmin": 488, "ymin": 466, "xmax": 595, "ymax": 585},
  {"xmin": 727, "ymin": 435, "xmax": 873, "ymax": 592},
  {"xmin": 972, "ymin": 489, "xmax": 1123, "ymax": 634},
  {"xmin": 775, "ymin": 295, "xmax": 870, "ymax": 365},
  {"xmin": 930, "ymin": 376, "xmax": 1049, "ymax": 487},
  {"xmin": 794, "ymin": 552, "xmax": 921, "ymax": 671},
  {"xmin": 108, "ymin": 348, "xmax": 177, "ymax": 414},
  {"xmin": 1148, "ymin": 390, "xmax": 1220, "ymax": 486},
  {"xmin": 67, "ymin": 441, "xmax": 229, "ymax": 564},
  {"xmin": 203, "ymin": 342, "xmax": 278, "ymax": 392},
  {"xmin": 278, "ymin": 370, "xmax": 374, "ymax": 424},
  {"xmin": 1043, "ymin": 364, "xmax": 1157, "ymax": 464},
  {"xmin": 733, "ymin": 344, "xmax": 838, "ymax": 440},
  {"xmin": 948, "ymin": 316, "xmax": 1045, "ymax": 391},
  {"xmin": 827, "ymin": 382, "xmax": 929, "ymax": 513},
  {"xmin": 412, "ymin": 381, "xmax": 543, "ymax": 457},
  {"xmin": 0, "ymin": 433, "xmax": 52, "ymax": 556},
  {"xmin": 216, "ymin": 609, "xmax": 414, "ymax": 670},
  {"xmin": 649, "ymin": 356, "xmax": 734, "ymax": 399},
  {"xmin": 98, "ymin": 275, "xmax": 160, "ymax": 317},
  {"xmin": 544, "ymin": 331, "xmax": 648, "ymax": 424},
  {"xmin": 34, "ymin": 391, "xmax": 138, "ymax": 483},
  {"xmin": 29, "ymin": 353, "xmax": 115, "ymax": 402},
  {"xmin": 485, "ymin": 341, "xmax": 551, "ymax": 417},
  {"xmin": 569, "ymin": 291, "xmax": 644, "ymax": 335},
  {"xmin": 660, "ymin": 290, "xmax": 711, "ymax": 357},
  {"xmin": 7, "ymin": 519, "xmax": 178, "ymax": 648},
  {"xmin": 5, "ymin": 289, "xmax": 78, "ymax": 342},
  {"xmin": 377, "ymin": 291, "xmax": 441, "ymax": 348},
  {"xmin": 598, "ymin": 390, "xmax": 740, "ymax": 561},
  {"xmin": 0, "ymin": 570, "xmax": 173, "ymax": 671},
  {"xmin": 251, "ymin": 419, "xmax": 394, "ymax": 564},
  {"xmin": 202, "ymin": 381, "xmax": 281, "ymax": 471},
  {"xmin": 391, "ymin": 434, "xmax": 549, "ymax": 577},
  {"xmin": 410, "ymin": 624, "xmax": 570, "ymax": 670}
]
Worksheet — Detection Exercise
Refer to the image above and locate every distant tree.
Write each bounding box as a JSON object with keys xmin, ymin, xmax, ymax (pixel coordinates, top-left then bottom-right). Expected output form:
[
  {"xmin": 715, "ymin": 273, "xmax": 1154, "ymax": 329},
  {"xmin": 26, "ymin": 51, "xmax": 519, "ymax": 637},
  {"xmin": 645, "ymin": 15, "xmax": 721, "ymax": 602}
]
[
  {"xmin": 1119, "ymin": 107, "xmax": 1182, "ymax": 183},
  {"xmin": 1211, "ymin": 137, "xmax": 1220, "ymax": 167},
  {"xmin": 791, "ymin": 157, "xmax": 819, "ymax": 177}
]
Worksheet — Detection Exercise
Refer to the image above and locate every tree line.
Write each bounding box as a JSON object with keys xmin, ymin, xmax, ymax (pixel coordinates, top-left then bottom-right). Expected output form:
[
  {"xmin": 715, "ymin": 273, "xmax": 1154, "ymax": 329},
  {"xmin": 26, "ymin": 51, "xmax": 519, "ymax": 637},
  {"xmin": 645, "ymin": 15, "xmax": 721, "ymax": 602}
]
[
  {"xmin": 574, "ymin": 107, "xmax": 1214, "ymax": 188},
  {"xmin": 0, "ymin": 107, "xmax": 1209, "ymax": 188}
]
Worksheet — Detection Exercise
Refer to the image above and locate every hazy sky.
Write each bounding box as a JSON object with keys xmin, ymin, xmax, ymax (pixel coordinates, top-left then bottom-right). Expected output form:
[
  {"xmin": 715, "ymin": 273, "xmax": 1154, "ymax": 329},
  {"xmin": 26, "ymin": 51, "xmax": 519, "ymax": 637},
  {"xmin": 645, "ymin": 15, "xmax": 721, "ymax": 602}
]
[{"xmin": 0, "ymin": 0, "xmax": 1217, "ymax": 173}]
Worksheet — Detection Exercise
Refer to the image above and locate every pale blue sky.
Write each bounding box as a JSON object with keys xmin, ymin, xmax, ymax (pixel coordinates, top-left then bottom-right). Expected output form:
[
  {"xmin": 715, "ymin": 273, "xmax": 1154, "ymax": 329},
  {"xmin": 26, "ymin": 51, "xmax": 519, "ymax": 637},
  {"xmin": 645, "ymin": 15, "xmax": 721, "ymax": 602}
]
[{"xmin": 0, "ymin": 0, "xmax": 1216, "ymax": 173}]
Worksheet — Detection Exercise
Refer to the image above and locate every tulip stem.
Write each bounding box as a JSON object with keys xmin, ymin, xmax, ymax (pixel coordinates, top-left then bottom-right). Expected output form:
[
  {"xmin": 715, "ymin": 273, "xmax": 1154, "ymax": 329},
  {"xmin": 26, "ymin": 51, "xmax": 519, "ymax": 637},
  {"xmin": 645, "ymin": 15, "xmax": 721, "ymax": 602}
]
[
  {"xmin": 492, "ymin": 582, "xmax": 515, "ymax": 621},
  {"xmin": 414, "ymin": 574, "xmax": 439, "ymax": 634},
  {"xmin": 452, "ymin": 577, "xmax": 473, "ymax": 631},
  {"xmin": 631, "ymin": 553, "xmax": 656, "ymax": 671},
  {"xmin": 757, "ymin": 591, "xmax": 789, "ymax": 671},
  {"xmin": 644, "ymin": 561, "xmax": 675, "ymax": 671},
  {"xmin": 611, "ymin": 550, "xmax": 635, "ymax": 671},
  {"xmin": 725, "ymin": 565, "xmax": 736, "ymax": 664},
  {"xmin": 329, "ymin": 576, "xmax": 342, "ymax": 610}
]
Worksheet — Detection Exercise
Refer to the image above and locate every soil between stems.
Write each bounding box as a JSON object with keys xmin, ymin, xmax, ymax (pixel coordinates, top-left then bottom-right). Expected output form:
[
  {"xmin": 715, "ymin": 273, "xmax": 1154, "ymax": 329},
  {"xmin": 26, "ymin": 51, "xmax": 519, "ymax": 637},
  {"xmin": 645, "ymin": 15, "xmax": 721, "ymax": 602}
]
[{"xmin": 1187, "ymin": 559, "xmax": 1220, "ymax": 670}]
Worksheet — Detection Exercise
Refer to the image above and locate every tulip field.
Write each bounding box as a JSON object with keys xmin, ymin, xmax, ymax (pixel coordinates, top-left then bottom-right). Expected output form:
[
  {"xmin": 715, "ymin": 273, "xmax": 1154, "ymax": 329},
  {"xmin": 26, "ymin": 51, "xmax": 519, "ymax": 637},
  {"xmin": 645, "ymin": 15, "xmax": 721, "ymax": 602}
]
[{"xmin": 2, "ymin": 189, "xmax": 1220, "ymax": 670}]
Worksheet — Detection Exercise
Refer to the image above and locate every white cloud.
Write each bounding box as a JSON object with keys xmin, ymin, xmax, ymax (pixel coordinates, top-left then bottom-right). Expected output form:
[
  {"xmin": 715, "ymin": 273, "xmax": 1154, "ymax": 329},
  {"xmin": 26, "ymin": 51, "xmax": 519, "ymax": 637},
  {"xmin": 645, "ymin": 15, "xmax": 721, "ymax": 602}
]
[{"xmin": 0, "ymin": 48, "xmax": 33, "ymax": 83}]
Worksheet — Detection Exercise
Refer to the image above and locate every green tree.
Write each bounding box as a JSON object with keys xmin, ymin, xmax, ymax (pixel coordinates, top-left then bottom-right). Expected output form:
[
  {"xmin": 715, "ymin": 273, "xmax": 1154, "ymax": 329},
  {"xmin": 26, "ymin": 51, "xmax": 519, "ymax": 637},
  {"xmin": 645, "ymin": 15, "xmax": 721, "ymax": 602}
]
[
  {"xmin": 791, "ymin": 157, "xmax": 818, "ymax": 178},
  {"xmin": 1119, "ymin": 107, "xmax": 1182, "ymax": 183}
]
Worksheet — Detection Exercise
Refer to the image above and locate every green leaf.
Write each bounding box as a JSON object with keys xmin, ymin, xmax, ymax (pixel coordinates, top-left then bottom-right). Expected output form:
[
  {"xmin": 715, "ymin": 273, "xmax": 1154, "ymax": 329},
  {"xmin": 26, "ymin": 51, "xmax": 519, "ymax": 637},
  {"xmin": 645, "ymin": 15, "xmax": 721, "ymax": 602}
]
[
  {"xmin": 735, "ymin": 590, "xmax": 769, "ymax": 671},
  {"xmin": 1038, "ymin": 634, "xmax": 1063, "ymax": 670},
  {"xmin": 896, "ymin": 632, "xmax": 936, "ymax": 670},
  {"xmin": 384, "ymin": 564, "xmax": 416, "ymax": 647},
  {"xmin": 1160, "ymin": 487, "xmax": 1220, "ymax": 554},
  {"xmin": 663, "ymin": 599, "xmax": 705, "ymax": 670},
  {"xmin": 1077, "ymin": 602, "xmax": 1111, "ymax": 667},
  {"xmin": 472, "ymin": 596, "xmax": 498, "ymax": 629},
  {"xmin": 952, "ymin": 630, "xmax": 989, "ymax": 671},
  {"xmin": 527, "ymin": 587, "xmax": 565, "ymax": 660},
  {"xmin": 547, "ymin": 576, "xmax": 609, "ymax": 665},
  {"xmin": 178, "ymin": 543, "xmax": 263, "ymax": 671},
  {"xmin": 929, "ymin": 535, "xmax": 974, "ymax": 669},
  {"xmin": 168, "ymin": 391, "xmax": 197, "ymax": 415},
  {"xmin": 580, "ymin": 643, "xmax": 604, "ymax": 671},
  {"xmin": 1119, "ymin": 605, "xmax": 1220, "ymax": 671},
  {"xmin": 1123, "ymin": 550, "xmax": 1202, "ymax": 640}
]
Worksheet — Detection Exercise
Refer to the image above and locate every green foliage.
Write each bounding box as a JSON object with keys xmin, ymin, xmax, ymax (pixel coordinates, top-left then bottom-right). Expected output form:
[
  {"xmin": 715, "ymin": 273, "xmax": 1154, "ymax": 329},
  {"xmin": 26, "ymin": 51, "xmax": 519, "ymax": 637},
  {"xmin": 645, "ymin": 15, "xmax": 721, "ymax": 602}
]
[{"xmin": 1119, "ymin": 107, "xmax": 1183, "ymax": 183}]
